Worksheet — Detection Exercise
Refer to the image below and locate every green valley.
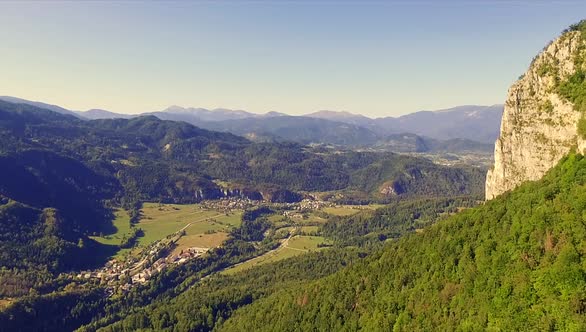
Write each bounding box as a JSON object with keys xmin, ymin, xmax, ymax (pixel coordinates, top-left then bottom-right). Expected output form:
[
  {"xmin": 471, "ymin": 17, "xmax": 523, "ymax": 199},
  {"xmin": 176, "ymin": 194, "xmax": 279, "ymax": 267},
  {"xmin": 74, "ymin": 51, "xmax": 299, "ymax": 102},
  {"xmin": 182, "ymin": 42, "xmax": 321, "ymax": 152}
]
[{"xmin": 2, "ymin": 6, "xmax": 586, "ymax": 332}]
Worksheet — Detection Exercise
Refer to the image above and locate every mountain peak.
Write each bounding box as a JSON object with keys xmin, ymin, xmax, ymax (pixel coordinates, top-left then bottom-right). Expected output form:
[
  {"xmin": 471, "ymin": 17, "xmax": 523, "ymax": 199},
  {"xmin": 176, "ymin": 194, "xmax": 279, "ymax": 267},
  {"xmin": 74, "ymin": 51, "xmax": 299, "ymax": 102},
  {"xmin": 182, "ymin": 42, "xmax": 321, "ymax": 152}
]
[{"xmin": 305, "ymin": 110, "xmax": 370, "ymax": 119}]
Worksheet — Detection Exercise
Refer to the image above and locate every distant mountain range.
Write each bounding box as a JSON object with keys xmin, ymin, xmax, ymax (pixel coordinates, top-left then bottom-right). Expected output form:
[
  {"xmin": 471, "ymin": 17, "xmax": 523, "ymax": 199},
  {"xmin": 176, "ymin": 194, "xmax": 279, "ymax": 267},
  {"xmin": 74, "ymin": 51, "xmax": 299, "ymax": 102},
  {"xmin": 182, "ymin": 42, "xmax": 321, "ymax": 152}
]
[
  {"xmin": 305, "ymin": 105, "xmax": 504, "ymax": 143},
  {"xmin": 0, "ymin": 96, "xmax": 502, "ymax": 152}
]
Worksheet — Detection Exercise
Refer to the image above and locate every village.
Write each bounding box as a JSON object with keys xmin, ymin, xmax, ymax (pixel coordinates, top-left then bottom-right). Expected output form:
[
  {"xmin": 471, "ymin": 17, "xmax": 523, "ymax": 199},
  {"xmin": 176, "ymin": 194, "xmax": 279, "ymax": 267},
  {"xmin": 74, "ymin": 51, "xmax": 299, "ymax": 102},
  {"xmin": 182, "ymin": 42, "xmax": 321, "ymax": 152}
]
[
  {"xmin": 72, "ymin": 196, "xmax": 338, "ymax": 295},
  {"xmin": 200, "ymin": 196, "xmax": 334, "ymax": 213},
  {"xmin": 75, "ymin": 229, "xmax": 210, "ymax": 295}
]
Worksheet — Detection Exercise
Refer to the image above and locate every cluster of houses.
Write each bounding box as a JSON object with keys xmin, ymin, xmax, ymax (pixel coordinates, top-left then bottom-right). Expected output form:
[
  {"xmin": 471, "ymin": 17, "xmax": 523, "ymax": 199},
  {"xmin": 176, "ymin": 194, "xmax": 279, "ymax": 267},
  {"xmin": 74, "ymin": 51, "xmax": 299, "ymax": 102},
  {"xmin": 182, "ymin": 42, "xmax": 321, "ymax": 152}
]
[
  {"xmin": 72, "ymin": 197, "xmax": 338, "ymax": 295},
  {"xmin": 74, "ymin": 231, "xmax": 210, "ymax": 295},
  {"xmin": 131, "ymin": 247, "xmax": 209, "ymax": 284},
  {"xmin": 297, "ymin": 199, "xmax": 332, "ymax": 211},
  {"xmin": 199, "ymin": 197, "xmax": 333, "ymax": 215},
  {"xmin": 75, "ymin": 259, "xmax": 134, "ymax": 284},
  {"xmin": 200, "ymin": 197, "xmax": 261, "ymax": 212}
]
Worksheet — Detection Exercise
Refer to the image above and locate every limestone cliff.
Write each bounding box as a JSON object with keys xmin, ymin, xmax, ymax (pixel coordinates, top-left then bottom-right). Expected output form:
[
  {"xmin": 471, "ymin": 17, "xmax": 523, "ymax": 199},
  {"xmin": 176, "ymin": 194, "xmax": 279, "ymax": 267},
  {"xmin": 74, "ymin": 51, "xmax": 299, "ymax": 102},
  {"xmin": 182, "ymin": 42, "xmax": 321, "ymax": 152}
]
[{"xmin": 486, "ymin": 22, "xmax": 586, "ymax": 199}]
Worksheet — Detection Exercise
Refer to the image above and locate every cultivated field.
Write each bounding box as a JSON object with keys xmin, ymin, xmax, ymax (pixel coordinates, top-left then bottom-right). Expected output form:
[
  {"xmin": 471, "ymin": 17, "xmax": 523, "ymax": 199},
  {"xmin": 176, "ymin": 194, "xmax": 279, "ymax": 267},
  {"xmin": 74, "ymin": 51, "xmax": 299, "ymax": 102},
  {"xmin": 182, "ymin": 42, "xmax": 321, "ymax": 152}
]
[
  {"xmin": 287, "ymin": 236, "xmax": 329, "ymax": 251},
  {"xmin": 222, "ymin": 235, "xmax": 331, "ymax": 274},
  {"xmin": 300, "ymin": 212, "xmax": 329, "ymax": 224},
  {"xmin": 91, "ymin": 203, "xmax": 242, "ymax": 259},
  {"xmin": 299, "ymin": 225, "xmax": 320, "ymax": 234},
  {"xmin": 322, "ymin": 204, "xmax": 385, "ymax": 216},
  {"xmin": 171, "ymin": 232, "xmax": 229, "ymax": 255},
  {"xmin": 136, "ymin": 203, "xmax": 241, "ymax": 246}
]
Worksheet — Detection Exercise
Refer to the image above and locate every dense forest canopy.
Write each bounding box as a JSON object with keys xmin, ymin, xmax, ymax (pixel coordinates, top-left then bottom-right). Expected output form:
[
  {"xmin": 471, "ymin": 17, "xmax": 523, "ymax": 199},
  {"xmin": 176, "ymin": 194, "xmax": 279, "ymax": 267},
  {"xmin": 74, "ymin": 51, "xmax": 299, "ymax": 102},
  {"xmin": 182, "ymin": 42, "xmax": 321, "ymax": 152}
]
[
  {"xmin": 0, "ymin": 100, "xmax": 485, "ymax": 206},
  {"xmin": 33, "ymin": 153, "xmax": 586, "ymax": 332},
  {"xmin": 0, "ymin": 99, "xmax": 489, "ymax": 331},
  {"xmin": 219, "ymin": 154, "xmax": 586, "ymax": 331}
]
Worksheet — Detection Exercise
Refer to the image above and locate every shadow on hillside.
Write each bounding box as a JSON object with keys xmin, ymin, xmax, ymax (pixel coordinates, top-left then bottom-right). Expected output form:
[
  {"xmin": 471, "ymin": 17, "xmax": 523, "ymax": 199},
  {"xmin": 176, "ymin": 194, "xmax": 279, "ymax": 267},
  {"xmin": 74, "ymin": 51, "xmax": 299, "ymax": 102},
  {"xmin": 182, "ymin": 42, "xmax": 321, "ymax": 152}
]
[
  {"xmin": 92, "ymin": 209, "xmax": 118, "ymax": 237},
  {"xmin": 82, "ymin": 239, "xmax": 120, "ymax": 269}
]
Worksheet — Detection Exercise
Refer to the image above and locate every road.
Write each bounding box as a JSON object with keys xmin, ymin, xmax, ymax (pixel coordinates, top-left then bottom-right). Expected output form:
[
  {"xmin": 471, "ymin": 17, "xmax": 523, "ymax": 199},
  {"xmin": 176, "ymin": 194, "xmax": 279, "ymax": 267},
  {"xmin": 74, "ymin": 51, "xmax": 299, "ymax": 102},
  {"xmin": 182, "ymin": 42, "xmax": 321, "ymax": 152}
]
[
  {"xmin": 129, "ymin": 213, "xmax": 224, "ymax": 273},
  {"xmin": 217, "ymin": 226, "xmax": 302, "ymax": 274}
]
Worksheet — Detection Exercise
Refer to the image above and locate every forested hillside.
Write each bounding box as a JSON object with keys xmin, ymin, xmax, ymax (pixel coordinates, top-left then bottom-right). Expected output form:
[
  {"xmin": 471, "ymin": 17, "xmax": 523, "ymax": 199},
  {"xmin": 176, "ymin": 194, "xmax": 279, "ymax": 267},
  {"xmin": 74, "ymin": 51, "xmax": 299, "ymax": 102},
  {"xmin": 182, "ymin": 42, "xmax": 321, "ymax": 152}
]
[
  {"xmin": 0, "ymin": 100, "xmax": 484, "ymax": 297},
  {"xmin": 219, "ymin": 153, "xmax": 586, "ymax": 331},
  {"xmin": 0, "ymin": 100, "xmax": 484, "ymax": 207},
  {"xmin": 79, "ymin": 197, "xmax": 476, "ymax": 332},
  {"xmin": 0, "ymin": 201, "xmax": 81, "ymax": 297},
  {"xmin": 0, "ymin": 100, "xmax": 489, "ymax": 331}
]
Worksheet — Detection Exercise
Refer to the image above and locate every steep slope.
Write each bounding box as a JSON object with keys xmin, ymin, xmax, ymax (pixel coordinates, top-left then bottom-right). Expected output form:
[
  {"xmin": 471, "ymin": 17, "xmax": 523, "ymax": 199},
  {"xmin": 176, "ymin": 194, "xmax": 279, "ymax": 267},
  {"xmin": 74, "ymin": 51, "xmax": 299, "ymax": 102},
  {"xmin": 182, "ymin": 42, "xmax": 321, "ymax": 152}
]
[
  {"xmin": 0, "ymin": 201, "xmax": 82, "ymax": 274},
  {"xmin": 220, "ymin": 153, "xmax": 586, "ymax": 331},
  {"xmin": 486, "ymin": 21, "xmax": 586, "ymax": 199}
]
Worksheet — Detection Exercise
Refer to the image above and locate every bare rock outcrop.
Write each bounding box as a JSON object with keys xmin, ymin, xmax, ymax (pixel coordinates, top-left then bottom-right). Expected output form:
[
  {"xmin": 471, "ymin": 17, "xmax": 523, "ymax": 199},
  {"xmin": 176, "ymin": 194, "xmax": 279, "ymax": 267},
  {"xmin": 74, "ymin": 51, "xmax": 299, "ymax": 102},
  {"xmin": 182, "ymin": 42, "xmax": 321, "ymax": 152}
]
[{"xmin": 486, "ymin": 23, "xmax": 586, "ymax": 199}]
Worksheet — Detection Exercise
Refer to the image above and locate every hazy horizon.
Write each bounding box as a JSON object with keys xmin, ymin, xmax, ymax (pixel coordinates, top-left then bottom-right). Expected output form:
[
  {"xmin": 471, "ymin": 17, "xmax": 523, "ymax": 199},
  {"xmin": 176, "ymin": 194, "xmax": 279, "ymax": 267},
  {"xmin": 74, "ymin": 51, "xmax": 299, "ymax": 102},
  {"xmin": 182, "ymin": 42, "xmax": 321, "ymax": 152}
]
[
  {"xmin": 1, "ymin": 1, "xmax": 585, "ymax": 117},
  {"xmin": 1, "ymin": 94, "xmax": 504, "ymax": 118}
]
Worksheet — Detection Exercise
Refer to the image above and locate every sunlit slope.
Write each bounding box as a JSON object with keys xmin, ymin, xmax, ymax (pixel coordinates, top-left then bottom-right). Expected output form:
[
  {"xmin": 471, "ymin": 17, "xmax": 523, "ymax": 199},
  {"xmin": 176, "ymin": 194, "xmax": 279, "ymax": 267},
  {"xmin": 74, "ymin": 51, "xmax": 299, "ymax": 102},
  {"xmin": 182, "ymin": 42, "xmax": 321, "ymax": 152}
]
[{"xmin": 221, "ymin": 153, "xmax": 586, "ymax": 331}]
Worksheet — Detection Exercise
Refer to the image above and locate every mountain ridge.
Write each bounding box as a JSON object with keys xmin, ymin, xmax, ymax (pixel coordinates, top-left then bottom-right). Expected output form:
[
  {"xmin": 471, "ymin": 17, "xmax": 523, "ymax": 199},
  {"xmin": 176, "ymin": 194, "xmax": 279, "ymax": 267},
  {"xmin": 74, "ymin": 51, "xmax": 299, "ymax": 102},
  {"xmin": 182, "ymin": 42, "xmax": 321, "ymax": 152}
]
[{"xmin": 0, "ymin": 96, "xmax": 502, "ymax": 146}]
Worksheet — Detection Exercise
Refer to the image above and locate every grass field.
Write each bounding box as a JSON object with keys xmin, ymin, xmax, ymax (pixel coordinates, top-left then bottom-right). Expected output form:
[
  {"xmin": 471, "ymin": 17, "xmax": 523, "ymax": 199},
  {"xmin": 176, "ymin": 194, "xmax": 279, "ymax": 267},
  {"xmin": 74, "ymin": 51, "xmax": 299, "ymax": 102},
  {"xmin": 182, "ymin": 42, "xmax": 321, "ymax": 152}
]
[
  {"xmin": 222, "ymin": 235, "xmax": 330, "ymax": 275},
  {"xmin": 322, "ymin": 206, "xmax": 362, "ymax": 216},
  {"xmin": 322, "ymin": 204, "xmax": 385, "ymax": 217},
  {"xmin": 300, "ymin": 226, "xmax": 319, "ymax": 234},
  {"xmin": 287, "ymin": 236, "xmax": 330, "ymax": 251},
  {"xmin": 299, "ymin": 212, "xmax": 328, "ymax": 224},
  {"xmin": 222, "ymin": 246, "xmax": 300, "ymax": 275},
  {"xmin": 274, "ymin": 226, "xmax": 295, "ymax": 238},
  {"xmin": 366, "ymin": 204, "xmax": 387, "ymax": 210},
  {"xmin": 91, "ymin": 203, "xmax": 242, "ymax": 260},
  {"xmin": 136, "ymin": 203, "xmax": 241, "ymax": 247},
  {"xmin": 172, "ymin": 232, "xmax": 229, "ymax": 255}
]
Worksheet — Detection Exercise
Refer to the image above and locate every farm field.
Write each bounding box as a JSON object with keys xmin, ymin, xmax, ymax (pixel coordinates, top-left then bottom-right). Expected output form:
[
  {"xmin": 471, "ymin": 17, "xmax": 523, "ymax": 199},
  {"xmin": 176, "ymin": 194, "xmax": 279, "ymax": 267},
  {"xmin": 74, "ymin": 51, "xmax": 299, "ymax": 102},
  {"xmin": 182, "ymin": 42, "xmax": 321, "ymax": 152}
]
[
  {"xmin": 274, "ymin": 226, "xmax": 295, "ymax": 238},
  {"xmin": 287, "ymin": 236, "xmax": 330, "ymax": 251},
  {"xmin": 299, "ymin": 212, "xmax": 328, "ymax": 224},
  {"xmin": 91, "ymin": 203, "xmax": 242, "ymax": 260},
  {"xmin": 268, "ymin": 214, "xmax": 288, "ymax": 225},
  {"xmin": 322, "ymin": 204, "xmax": 385, "ymax": 216},
  {"xmin": 322, "ymin": 206, "xmax": 363, "ymax": 216},
  {"xmin": 300, "ymin": 226, "xmax": 319, "ymax": 234},
  {"xmin": 171, "ymin": 232, "xmax": 229, "ymax": 255},
  {"xmin": 136, "ymin": 203, "xmax": 241, "ymax": 246},
  {"xmin": 222, "ymin": 235, "xmax": 330, "ymax": 275}
]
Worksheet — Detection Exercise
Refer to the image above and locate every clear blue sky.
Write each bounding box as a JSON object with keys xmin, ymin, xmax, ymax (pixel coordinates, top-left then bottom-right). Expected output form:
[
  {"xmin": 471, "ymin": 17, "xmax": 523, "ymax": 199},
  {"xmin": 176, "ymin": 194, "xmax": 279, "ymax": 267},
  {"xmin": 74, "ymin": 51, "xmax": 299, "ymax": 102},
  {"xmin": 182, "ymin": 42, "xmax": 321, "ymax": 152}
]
[{"xmin": 1, "ymin": 1, "xmax": 585, "ymax": 117}]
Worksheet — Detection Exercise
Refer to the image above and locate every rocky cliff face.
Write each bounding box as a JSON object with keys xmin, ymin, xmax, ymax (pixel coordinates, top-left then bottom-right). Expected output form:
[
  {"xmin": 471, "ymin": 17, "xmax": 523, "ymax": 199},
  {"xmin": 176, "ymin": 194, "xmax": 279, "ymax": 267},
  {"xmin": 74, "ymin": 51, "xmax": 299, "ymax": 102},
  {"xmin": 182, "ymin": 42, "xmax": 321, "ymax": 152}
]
[{"xmin": 486, "ymin": 23, "xmax": 586, "ymax": 199}]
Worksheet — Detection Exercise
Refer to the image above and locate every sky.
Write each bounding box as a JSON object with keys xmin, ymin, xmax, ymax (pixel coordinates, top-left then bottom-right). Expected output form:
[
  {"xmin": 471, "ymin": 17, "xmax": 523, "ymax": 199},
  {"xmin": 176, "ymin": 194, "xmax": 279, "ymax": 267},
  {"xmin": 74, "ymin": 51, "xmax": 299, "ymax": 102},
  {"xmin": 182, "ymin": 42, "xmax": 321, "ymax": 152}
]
[{"xmin": 1, "ymin": 1, "xmax": 586, "ymax": 117}]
